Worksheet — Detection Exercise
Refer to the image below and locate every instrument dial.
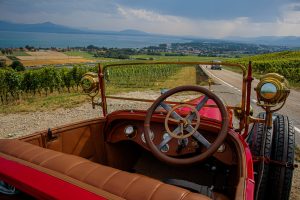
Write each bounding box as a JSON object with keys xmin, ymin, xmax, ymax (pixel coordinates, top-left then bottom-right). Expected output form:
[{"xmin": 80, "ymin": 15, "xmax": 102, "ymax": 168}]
[{"xmin": 124, "ymin": 125, "xmax": 136, "ymax": 138}]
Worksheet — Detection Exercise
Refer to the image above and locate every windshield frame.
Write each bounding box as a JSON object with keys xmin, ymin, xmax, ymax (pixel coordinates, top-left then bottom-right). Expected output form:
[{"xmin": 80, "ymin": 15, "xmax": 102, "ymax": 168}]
[{"xmin": 97, "ymin": 61, "xmax": 248, "ymax": 130}]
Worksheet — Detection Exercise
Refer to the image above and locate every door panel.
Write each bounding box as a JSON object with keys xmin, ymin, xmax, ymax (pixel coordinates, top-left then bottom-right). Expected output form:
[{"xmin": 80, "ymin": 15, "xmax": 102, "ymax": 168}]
[{"xmin": 20, "ymin": 118, "xmax": 107, "ymax": 163}]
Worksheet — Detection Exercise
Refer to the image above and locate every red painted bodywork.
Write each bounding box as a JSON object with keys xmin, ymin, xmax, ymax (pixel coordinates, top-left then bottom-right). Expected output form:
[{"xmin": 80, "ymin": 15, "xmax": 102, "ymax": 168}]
[
  {"xmin": 229, "ymin": 130, "xmax": 255, "ymax": 200},
  {"xmin": 179, "ymin": 96, "xmax": 233, "ymax": 128},
  {"xmin": 0, "ymin": 157, "xmax": 106, "ymax": 200},
  {"xmin": 180, "ymin": 96, "xmax": 222, "ymax": 121}
]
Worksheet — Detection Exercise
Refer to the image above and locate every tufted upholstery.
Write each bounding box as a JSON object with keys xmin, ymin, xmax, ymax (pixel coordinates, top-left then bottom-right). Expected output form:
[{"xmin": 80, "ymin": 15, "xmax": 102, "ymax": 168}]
[{"xmin": 0, "ymin": 139, "xmax": 212, "ymax": 200}]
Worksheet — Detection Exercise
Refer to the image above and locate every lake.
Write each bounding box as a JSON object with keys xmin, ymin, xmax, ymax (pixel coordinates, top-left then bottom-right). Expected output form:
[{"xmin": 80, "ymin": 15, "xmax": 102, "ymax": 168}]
[{"xmin": 0, "ymin": 31, "xmax": 190, "ymax": 48}]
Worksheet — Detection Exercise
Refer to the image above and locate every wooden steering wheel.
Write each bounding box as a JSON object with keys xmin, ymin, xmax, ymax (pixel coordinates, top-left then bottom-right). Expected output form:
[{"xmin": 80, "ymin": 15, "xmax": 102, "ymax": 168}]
[{"xmin": 144, "ymin": 85, "xmax": 229, "ymax": 165}]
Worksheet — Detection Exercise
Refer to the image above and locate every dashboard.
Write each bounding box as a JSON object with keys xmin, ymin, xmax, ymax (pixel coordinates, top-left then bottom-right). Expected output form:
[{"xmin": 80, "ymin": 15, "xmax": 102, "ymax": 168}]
[{"xmin": 106, "ymin": 119, "xmax": 237, "ymax": 165}]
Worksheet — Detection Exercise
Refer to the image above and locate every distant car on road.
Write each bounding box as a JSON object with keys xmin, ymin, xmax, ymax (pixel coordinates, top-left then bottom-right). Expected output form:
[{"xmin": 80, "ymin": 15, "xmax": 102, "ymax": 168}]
[{"xmin": 211, "ymin": 60, "xmax": 222, "ymax": 70}]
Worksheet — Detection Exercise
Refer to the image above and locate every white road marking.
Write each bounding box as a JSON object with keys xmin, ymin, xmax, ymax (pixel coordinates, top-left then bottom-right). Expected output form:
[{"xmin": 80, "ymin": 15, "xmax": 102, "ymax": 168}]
[
  {"xmin": 295, "ymin": 126, "xmax": 300, "ymax": 133},
  {"xmin": 202, "ymin": 66, "xmax": 236, "ymax": 89}
]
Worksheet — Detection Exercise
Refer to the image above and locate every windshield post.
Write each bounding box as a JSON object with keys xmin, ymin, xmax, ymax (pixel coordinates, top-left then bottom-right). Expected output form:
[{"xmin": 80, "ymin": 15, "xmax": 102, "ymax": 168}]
[
  {"xmin": 98, "ymin": 63, "xmax": 108, "ymax": 116},
  {"xmin": 242, "ymin": 61, "xmax": 253, "ymax": 137}
]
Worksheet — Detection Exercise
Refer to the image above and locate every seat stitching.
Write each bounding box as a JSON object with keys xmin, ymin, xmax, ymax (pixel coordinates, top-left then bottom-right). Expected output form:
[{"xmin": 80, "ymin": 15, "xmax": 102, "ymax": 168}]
[
  {"xmin": 28, "ymin": 149, "xmax": 53, "ymax": 162},
  {"xmin": 122, "ymin": 176, "xmax": 142, "ymax": 198},
  {"xmin": 179, "ymin": 191, "xmax": 190, "ymax": 200},
  {"xmin": 6, "ymin": 143, "xmax": 29, "ymax": 155},
  {"xmin": 17, "ymin": 147, "xmax": 38, "ymax": 158},
  {"xmin": 101, "ymin": 170, "xmax": 121, "ymax": 188},
  {"xmin": 65, "ymin": 160, "xmax": 90, "ymax": 174},
  {"xmin": 39, "ymin": 153, "xmax": 64, "ymax": 166},
  {"xmin": 147, "ymin": 182, "xmax": 163, "ymax": 200},
  {"xmin": 81, "ymin": 165, "xmax": 103, "ymax": 182}
]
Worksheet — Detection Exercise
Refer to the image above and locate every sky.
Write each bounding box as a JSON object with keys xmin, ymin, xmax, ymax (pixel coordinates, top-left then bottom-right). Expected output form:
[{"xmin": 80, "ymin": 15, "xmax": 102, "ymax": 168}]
[{"xmin": 1, "ymin": 0, "xmax": 300, "ymax": 38}]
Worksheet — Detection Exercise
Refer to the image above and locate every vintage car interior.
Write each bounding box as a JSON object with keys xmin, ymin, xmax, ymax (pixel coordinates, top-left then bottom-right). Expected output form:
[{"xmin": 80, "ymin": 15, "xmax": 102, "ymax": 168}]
[
  {"xmin": 0, "ymin": 83, "xmax": 250, "ymax": 200},
  {"xmin": 0, "ymin": 62, "xmax": 291, "ymax": 200}
]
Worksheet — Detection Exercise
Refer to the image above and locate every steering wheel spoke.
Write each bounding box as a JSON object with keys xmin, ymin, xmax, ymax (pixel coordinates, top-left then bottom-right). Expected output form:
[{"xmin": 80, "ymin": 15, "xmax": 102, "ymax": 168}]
[
  {"xmin": 157, "ymin": 126, "xmax": 180, "ymax": 150},
  {"xmin": 160, "ymin": 102, "xmax": 183, "ymax": 120},
  {"xmin": 185, "ymin": 95, "xmax": 209, "ymax": 121},
  {"xmin": 191, "ymin": 130, "xmax": 211, "ymax": 149},
  {"xmin": 144, "ymin": 85, "xmax": 228, "ymax": 165},
  {"xmin": 168, "ymin": 118, "xmax": 180, "ymax": 123}
]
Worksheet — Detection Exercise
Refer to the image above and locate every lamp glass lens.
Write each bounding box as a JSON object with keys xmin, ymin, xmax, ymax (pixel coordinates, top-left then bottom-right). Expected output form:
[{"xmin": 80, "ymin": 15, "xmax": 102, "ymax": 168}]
[{"xmin": 261, "ymin": 83, "xmax": 277, "ymax": 99}]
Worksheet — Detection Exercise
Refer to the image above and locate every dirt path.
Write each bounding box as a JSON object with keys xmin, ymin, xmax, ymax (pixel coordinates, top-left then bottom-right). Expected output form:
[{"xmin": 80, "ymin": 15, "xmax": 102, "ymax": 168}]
[{"xmin": 0, "ymin": 103, "xmax": 101, "ymax": 139}]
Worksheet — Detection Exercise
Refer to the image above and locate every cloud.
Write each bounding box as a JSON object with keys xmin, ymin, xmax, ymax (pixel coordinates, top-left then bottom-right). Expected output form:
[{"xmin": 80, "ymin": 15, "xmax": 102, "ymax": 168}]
[
  {"xmin": 114, "ymin": 4, "xmax": 300, "ymax": 37},
  {"xmin": 279, "ymin": 3, "xmax": 300, "ymax": 24},
  {"xmin": 1, "ymin": 1, "xmax": 300, "ymax": 37},
  {"xmin": 116, "ymin": 5, "xmax": 181, "ymax": 23}
]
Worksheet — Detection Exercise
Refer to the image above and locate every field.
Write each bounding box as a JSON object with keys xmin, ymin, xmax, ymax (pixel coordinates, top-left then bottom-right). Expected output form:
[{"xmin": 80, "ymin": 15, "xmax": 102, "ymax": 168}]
[
  {"xmin": 0, "ymin": 63, "xmax": 207, "ymax": 112},
  {"xmin": 63, "ymin": 51, "xmax": 96, "ymax": 59},
  {"xmin": 16, "ymin": 50, "xmax": 95, "ymax": 66},
  {"xmin": 0, "ymin": 92, "xmax": 88, "ymax": 114}
]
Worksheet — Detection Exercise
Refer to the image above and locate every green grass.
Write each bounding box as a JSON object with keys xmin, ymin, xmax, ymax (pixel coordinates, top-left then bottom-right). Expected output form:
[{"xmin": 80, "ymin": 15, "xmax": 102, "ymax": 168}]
[
  {"xmin": 64, "ymin": 51, "xmax": 96, "ymax": 59},
  {"xmin": 12, "ymin": 51, "xmax": 30, "ymax": 56},
  {"xmin": 105, "ymin": 64, "xmax": 208, "ymax": 95},
  {"xmin": 0, "ymin": 92, "xmax": 89, "ymax": 114},
  {"xmin": 64, "ymin": 51, "xmax": 121, "ymax": 61},
  {"xmin": 0, "ymin": 51, "xmax": 29, "ymax": 57}
]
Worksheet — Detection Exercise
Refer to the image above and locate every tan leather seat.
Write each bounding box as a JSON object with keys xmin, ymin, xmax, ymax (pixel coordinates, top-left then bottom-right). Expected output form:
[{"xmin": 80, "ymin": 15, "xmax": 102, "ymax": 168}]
[{"xmin": 0, "ymin": 139, "xmax": 211, "ymax": 200}]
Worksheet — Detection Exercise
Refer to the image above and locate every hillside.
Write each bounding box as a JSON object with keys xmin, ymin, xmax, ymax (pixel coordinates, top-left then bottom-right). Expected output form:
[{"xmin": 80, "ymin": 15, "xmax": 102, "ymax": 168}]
[
  {"xmin": 0, "ymin": 21, "xmax": 81, "ymax": 34},
  {"xmin": 237, "ymin": 50, "xmax": 300, "ymax": 62},
  {"xmin": 230, "ymin": 51, "xmax": 300, "ymax": 87}
]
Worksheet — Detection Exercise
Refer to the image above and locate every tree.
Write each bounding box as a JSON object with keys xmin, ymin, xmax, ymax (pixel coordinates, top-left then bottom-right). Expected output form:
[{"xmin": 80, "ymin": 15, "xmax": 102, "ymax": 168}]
[
  {"xmin": 10, "ymin": 60, "xmax": 25, "ymax": 71},
  {"xmin": 0, "ymin": 59, "xmax": 6, "ymax": 68}
]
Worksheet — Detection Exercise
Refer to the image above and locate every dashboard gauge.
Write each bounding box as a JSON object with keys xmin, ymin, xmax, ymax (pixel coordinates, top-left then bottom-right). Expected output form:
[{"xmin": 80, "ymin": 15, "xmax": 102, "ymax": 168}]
[
  {"xmin": 217, "ymin": 144, "xmax": 226, "ymax": 153},
  {"xmin": 160, "ymin": 144, "xmax": 169, "ymax": 153},
  {"xmin": 141, "ymin": 131, "xmax": 154, "ymax": 143},
  {"xmin": 124, "ymin": 125, "xmax": 136, "ymax": 138},
  {"xmin": 162, "ymin": 132, "xmax": 170, "ymax": 140}
]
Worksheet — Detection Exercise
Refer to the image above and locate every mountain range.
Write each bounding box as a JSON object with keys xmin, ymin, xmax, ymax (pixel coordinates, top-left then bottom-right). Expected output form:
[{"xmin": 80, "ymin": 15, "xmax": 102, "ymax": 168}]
[
  {"xmin": 1, "ymin": 21, "xmax": 300, "ymax": 47},
  {"xmin": 0, "ymin": 21, "xmax": 149, "ymax": 36}
]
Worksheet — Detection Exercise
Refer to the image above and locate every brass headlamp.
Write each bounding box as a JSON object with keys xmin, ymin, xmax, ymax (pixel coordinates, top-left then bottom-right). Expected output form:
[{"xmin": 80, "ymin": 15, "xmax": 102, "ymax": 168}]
[
  {"xmin": 254, "ymin": 73, "xmax": 290, "ymax": 128},
  {"xmin": 255, "ymin": 73, "xmax": 290, "ymax": 107},
  {"xmin": 81, "ymin": 72, "xmax": 99, "ymax": 97},
  {"xmin": 80, "ymin": 72, "xmax": 102, "ymax": 109}
]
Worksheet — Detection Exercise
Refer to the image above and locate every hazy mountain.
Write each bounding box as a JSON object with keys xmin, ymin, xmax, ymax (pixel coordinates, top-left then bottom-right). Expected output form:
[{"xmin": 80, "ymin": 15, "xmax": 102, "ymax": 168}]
[
  {"xmin": 0, "ymin": 21, "xmax": 82, "ymax": 34},
  {"xmin": 1, "ymin": 21, "xmax": 300, "ymax": 47},
  {"xmin": 225, "ymin": 36, "xmax": 300, "ymax": 47},
  {"xmin": 0, "ymin": 21, "xmax": 149, "ymax": 36},
  {"xmin": 118, "ymin": 29, "xmax": 149, "ymax": 36}
]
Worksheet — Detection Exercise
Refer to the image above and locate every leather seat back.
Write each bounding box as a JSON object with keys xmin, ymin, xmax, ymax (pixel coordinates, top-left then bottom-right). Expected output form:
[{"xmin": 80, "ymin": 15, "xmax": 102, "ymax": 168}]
[{"xmin": 0, "ymin": 139, "xmax": 211, "ymax": 200}]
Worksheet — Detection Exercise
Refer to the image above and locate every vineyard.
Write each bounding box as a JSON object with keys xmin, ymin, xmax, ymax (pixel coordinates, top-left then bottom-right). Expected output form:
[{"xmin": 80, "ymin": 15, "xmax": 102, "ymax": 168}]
[
  {"xmin": 0, "ymin": 64, "xmax": 189, "ymax": 105},
  {"xmin": 105, "ymin": 64, "xmax": 182, "ymax": 88},
  {"xmin": 0, "ymin": 65, "xmax": 97, "ymax": 105},
  {"xmin": 231, "ymin": 51, "xmax": 300, "ymax": 85}
]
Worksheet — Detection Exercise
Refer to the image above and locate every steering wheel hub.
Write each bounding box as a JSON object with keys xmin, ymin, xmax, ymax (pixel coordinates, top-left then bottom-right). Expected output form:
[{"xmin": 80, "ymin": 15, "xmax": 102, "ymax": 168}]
[
  {"xmin": 165, "ymin": 104, "xmax": 200, "ymax": 139},
  {"xmin": 144, "ymin": 85, "xmax": 229, "ymax": 165}
]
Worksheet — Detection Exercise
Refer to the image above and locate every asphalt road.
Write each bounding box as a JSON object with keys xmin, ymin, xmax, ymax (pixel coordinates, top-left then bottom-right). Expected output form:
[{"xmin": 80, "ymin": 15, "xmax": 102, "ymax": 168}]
[{"xmin": 200, "ymin": 65, "xmax": 300, "ymax": 146}]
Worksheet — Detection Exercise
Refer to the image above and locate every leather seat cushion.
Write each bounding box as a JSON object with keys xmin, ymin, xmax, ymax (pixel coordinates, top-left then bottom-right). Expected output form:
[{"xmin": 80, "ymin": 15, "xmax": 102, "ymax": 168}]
[{"xmin": 0, "ymin": 139, "xmax": 211, "ymax": 200}]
